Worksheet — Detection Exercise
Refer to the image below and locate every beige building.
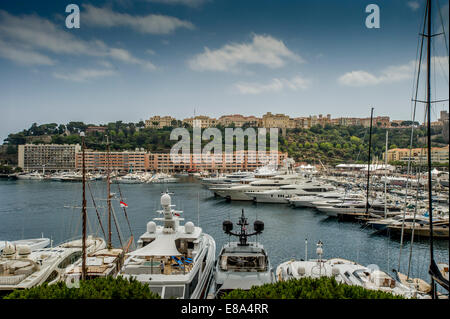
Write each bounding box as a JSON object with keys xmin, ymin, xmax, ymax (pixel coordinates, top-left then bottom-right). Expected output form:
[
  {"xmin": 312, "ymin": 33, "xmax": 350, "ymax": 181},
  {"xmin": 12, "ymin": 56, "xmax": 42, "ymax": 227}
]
[
  {"xmin": 261, "ymin": 112, "xmax": 293, "ymax": 128},
  {"xmin": 75, "ymin": 150, "xmax": 148, "ymax": 171},
  {"xmin": 182, "ymin": 115, "xmax": 217, "ymax": 128},
  {"xmin": 145, "ymin": 116, "xmax": 177, "ymax": 129},
  {"xmin": 217, "ymin": 114, "xmax": 261, "ymax": 127},
  {"xmin": 18, "ymin": 144, "xmax": 81, "ymax": 172},
  {"xmin": 148, "ymin": 150, "xmax": 288, "ymax": 173},
  {"xmin": 384, "ymin": 145, "xmax": 449, "ymax": 163}
]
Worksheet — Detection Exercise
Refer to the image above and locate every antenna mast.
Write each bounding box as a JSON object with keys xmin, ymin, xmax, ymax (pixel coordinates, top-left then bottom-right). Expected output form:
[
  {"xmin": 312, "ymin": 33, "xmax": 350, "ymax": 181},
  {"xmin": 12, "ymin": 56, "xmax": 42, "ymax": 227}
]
[
  {"xmin": 106, "ymin": 135, "xmax": 112, "ymax": 250},
  {"xmin": 365, "ymin": 107, "xmax": 374, "ymax": 216},
  {"xmin": 80, "ymin": 132, "xmax": 87, "ymax": 280}
]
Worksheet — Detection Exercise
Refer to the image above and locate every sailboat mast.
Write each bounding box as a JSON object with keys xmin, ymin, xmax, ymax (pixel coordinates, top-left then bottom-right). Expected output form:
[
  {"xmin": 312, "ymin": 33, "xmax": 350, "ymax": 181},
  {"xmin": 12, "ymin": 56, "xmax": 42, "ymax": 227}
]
[
  {"xmin": 80, "ymin": 132, "xmax": 87, "ymax": 280},
  {"xmin": 384, "ymin": 130, "xmax": 388, "ymax": 219},
  {"xmin": 365, "ymin": 107, "xmax": 374, "ymax": 215},
  {"xmin": 106, "ymin": 135, "xmax": 112, "ymax": 250},
  {"xmin": 425, "ymin": 0, "xmax": 435, "ymax": 297}
]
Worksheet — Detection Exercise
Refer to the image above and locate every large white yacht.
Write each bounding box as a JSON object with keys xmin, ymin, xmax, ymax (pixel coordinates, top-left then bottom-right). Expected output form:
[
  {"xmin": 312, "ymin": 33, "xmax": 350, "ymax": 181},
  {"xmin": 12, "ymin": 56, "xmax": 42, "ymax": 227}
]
[
  {"xmin": 316, "ymin": 200, "xmax": 403, "ymax": 218},
  {"xmin": 212, "ymin": 174, "xmax": 306, "ymax": 201},
  {"xmin": 119, "ymin": 193, "xmax": 216, "ymax": 299},
  {"xmin": 16, "ymin": 171, "xmax": 44, "ymax": 180},
  {"xmin": 289, "ymin": 192, "xmax": 364, "ymax": 208},
  {"xmin": 201, "ymin": 171, "xmax": 254, "ymax": 187},
  {"xmin": 276, "ymin": 241, "xmax": 421, "ymax": 298},
  {"xmin": 0, "ymin": 236, "xmax": 105, "ymax": 293},
  {"xmin": 248, "ymin": 183, "xmax": 335, "ymax": 203},
  {"xmin": 0, "ymin": 237, "xmax": 50, "ymax": 254},
  {"xmin": 211, "ymin": 210, "xmax": 275, "ymax": 298}
]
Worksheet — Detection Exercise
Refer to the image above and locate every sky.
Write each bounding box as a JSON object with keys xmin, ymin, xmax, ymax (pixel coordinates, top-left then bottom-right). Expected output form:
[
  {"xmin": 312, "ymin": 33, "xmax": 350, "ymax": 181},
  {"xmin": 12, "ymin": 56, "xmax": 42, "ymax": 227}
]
[{"xmin": 0, "ymin": 0, "xmax": 449, "ymax": 142}]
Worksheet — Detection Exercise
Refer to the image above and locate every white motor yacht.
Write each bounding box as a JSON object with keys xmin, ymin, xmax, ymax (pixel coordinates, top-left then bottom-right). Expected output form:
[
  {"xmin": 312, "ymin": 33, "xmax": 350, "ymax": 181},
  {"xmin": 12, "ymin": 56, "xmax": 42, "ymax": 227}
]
[
  {"xmin": 276, "ymin": 242, "xmax": 421, "ymax": 298},
  {"xmin": 16, "ymin": 172, "xmax": 44, "ymax": 180},
  {"xmin": 0, "ymin": 236, "xmax": 105, "ymax": 293},
  {"xmin": 0, "ymin": 237, "xmax": 50, "ymax": 254},
  {"xmin": 213, "ymin": 174, "xmax": 306, "ymax": 201},
  {"xmin": 212, "ymin": 210, "xmax": 275, "ymax": 298},
  {"xmin": 119, "ymin": 193, "xmax": 216, "ymax": 299},
  {"xmin": 289, "ymin": 192, "xmax": 363, "ymax": 208},
  {"xmin": 249, "ymin": 183, "xmax": 335, "ymax": 204}
]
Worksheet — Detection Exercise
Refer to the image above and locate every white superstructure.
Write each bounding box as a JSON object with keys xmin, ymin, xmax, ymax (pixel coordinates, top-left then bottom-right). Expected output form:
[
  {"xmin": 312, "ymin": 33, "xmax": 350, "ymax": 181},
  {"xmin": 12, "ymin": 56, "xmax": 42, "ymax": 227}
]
[{"xmin": 119, "ymin": 193, "xmax": 216, "ymax": 299}]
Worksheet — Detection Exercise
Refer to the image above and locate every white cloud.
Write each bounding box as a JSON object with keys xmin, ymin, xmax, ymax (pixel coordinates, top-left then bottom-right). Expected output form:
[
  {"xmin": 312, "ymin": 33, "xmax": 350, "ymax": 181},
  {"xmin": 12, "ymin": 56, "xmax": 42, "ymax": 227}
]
[
  {"xmin": 188, "ymin": 34, "xmax": 303, "ymax": 72},
  {"xmin": 0, "ymin": 39, "xmax": 55, "ymax": 66},
  {"xmin": 338, "ymin": 57, "xmax": 449, "ymax": 87},
  {"xmin": 145, "ymin": 0, "xmax": 208, "ymax": 7},
  {"xmin": 53, "ymin": 68, "xmax": 117, "ymax": 82},
  {"xmin": 82, "ymin": 5, "xmax": 194, "ymax": 35},
  {"xmin": 234, "ymin": 75, "xmax": 311, "ymax": 95},
  {"xmin": 337, "ymin": 61, "xmax": 416, "ymax": 87},
  {"xmin": 407, "ymin": 1, "xmax": 420, "ymax": 11},
  {"xmin": 0, "ymin": 10, "xmax": 156, "ymax": 70},
  {"xmin": 109, "ymin": 48, "xmax": 156, "ymax": 70}
]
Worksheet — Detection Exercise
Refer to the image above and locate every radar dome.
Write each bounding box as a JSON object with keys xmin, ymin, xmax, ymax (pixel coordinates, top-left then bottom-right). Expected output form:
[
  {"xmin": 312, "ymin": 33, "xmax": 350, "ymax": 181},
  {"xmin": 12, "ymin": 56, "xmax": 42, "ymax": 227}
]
[
  {"xmin": 185, "ymin": 222, "xmax": 195, "ymax": 234},
  {"xmin": 2, "ymin": 244, "xmax": 15, "ymax": 257},
  {"xmin": 161, "ymin": 194, "xmax": 171, "ymax": 206},
  {"xmin": 297, "ymin": 266, "xmax": 306, "ymax": 276},
  {"xmin": 147, "ymin": 221, "xmax": 156, "ymax": 233},
  {"xmin": 17, "ymin": 245, "xmax": 31, "ymax": 256}
]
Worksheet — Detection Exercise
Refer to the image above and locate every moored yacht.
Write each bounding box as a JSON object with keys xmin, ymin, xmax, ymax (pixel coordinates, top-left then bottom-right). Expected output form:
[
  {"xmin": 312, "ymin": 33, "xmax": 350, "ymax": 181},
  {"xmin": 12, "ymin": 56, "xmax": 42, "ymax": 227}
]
[
  {"xmin": 0, "ymin": 236, "xmax": 105, "ymax": 293},
  {"xmin": 119, "ymin": 192, "xmax": 216, "ymax": 299},
  {"xmin": 249, "ymin": 183, "xmax": 335, "ymax": 204},
  {"xmin": 212, "ymin": 209, "xmax": 275, "ymax": 298},
  {"xmin": 0, "ymin": 237, "xmax": 50, "ymax": 254},
  {"xmin": 276, "ymin": 241, "xmax": 421, "ymax": 298},
  {"xmin": 16, "ymin": 171, "xmax": 44, "ymax": 180},
  {"xmin": 213, "ymin": 174, "xmax": 305, "ymax": 201}
]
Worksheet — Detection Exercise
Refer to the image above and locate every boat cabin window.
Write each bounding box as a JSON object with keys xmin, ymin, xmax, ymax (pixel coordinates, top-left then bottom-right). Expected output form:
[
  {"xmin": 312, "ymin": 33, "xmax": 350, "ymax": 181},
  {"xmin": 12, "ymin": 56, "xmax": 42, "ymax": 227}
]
[
  {"xmin": 220, "ymin": 254, "xmax": 267, "ymax": 272},
  {"xmin": 58, "ymin": 251, "xmax": 82, "ymax": 269},
  {"xmin": 163, "ymin": 286, "xmax": 185, "ymax": 299},
  {"xmin": 44, "ymin": 270, "xmax": 59, "ymax": 283}
]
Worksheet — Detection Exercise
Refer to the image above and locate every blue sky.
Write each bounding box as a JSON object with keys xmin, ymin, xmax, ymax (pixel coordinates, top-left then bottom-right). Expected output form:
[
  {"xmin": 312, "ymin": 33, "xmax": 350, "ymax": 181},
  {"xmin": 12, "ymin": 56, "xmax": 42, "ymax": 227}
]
[{"xmin": 0, "ymin": 0, "xmax": 448, "ymax": 142}]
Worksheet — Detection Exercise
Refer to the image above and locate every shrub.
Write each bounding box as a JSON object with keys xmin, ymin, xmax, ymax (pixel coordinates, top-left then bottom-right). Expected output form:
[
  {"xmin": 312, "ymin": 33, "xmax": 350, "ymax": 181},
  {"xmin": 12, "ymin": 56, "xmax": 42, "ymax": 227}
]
[
  {"xmin": 3, "ymin": 276, "xmax": 160, "ymax": 299},
  {"xmin": 220, "ymin": 277, "xmax": 403, "ymax": 299}
]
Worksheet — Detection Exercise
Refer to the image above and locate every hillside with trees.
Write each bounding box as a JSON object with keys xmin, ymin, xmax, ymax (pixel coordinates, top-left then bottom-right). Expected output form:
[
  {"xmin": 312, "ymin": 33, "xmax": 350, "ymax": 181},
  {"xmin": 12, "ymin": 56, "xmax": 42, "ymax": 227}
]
[{"xmin": 2, "ymin": 121, "xmax": 447, "ymax": 166}]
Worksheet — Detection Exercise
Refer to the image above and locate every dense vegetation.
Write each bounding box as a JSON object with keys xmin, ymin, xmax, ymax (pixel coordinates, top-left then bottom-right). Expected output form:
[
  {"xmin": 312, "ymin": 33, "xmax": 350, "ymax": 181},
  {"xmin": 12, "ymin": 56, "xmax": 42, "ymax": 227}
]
[
  {"xmin": 3, "ymin": 121, "xmax": 447, "ymax": 166},
  {"xmin": 221, "ymin": 277, "xmax": 403, "ymax": 299},
  {"xmin": 3, "ymin": 276, "xmax": 160, "ymax": 299}
]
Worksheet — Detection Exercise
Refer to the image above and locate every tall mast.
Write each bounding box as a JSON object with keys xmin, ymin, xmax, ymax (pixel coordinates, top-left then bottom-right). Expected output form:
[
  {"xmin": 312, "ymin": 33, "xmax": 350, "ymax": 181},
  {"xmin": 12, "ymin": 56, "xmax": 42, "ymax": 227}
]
[
  {"xmin": 425, "ymin": 0, "xmax": 435, "ymax": 298},
  {"xmin": 80, "ymin": 132, "xmax": 87, "ymax": 280},
  {"xmin": 365, "ymin": 107, "xmax": 374, "ymax": 216},
  {"xmin": 384, "ymin": 130, "xmax": 388, "ymax": 219},
  {"xmin": 106, "ymin": 135, "xmax": 112, "ymax": 250}
]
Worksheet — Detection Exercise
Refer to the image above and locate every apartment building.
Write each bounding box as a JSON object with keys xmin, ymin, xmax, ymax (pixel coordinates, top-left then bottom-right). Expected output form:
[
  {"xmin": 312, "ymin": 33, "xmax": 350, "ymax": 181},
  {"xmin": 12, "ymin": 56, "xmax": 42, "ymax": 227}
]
[
  {"xmin": 75, "ymin": 150, "xmax": 148, "ymax": 171},
  {"xmin": 261, "ymin": 112, "xmax": 295, "ymax": 128},
  {"xmin": 145, "ymin": 116, "xmax": 177, "ymax": 129},
  {"xmin": 182, "ymin": 115, "xmax": 217, "ymax": 128},
  {"xmin": 217, "ymin": 114, "xmax": 261, "ymax": 127},
  {"xmin": 18, "ymin": 144, "xmax": 81, "ymax": 171},
  {"xmin": 148, "ymin": 150, "xmax": 288, "ymax": 172},
  {"xmin": 384, "ymin": 145, "xmax": 449, "ymax": 163}
]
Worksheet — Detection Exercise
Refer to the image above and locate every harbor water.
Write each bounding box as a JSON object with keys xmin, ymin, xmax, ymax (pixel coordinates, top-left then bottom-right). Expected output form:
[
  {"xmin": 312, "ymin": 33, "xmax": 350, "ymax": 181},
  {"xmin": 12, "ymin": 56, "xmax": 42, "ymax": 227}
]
[{"xmin": 0, "ymin": 178, "xmax": 448, "ymax": 285}]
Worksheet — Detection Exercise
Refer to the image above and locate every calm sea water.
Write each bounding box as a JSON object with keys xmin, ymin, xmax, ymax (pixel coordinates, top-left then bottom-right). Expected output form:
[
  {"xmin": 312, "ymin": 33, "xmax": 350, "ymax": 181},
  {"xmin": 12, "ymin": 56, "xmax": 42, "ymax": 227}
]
[{"xmin": 0, "ymin": 178, "xmax": 448, "ymax": 285}]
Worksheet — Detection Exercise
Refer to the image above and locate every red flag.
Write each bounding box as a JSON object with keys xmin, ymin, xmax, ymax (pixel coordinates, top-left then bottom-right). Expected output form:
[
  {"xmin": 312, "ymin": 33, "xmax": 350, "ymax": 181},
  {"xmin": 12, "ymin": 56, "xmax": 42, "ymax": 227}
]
[
  {"xmin": 174, "ymin": 212, "xmax": 180, "ymax": 217},
  {"xmin": 120, "ymin": 201, "xmax": 128, "ymax": 208}
]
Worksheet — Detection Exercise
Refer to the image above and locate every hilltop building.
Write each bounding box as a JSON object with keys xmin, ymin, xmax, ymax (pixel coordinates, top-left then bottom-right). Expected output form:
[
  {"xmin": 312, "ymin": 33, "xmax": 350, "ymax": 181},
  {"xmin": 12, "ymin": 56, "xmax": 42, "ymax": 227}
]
[
  {"xmin": 384, "ymin": 145, "xmax": 449, "ymax": 164},
  {"xmin": 145, "ymin": 116, "xmax": 177, "ymax": 129}
]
